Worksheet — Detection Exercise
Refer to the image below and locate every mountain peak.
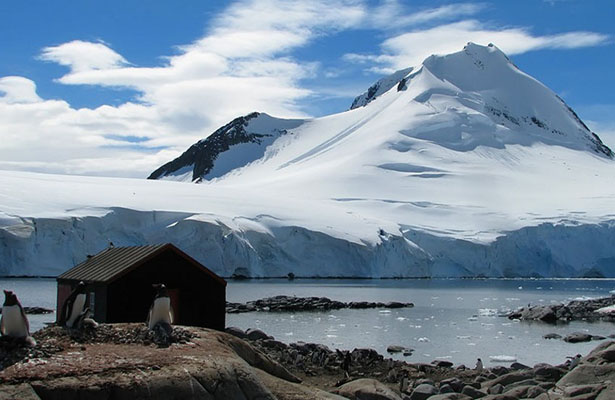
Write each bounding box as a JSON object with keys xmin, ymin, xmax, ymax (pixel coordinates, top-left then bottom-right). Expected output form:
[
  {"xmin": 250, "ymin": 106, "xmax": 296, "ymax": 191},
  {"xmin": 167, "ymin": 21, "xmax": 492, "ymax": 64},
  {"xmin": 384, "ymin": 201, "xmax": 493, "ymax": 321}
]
[{"xmin": 350, "ymin": 42, "xmax": 612, "ymax": 158}]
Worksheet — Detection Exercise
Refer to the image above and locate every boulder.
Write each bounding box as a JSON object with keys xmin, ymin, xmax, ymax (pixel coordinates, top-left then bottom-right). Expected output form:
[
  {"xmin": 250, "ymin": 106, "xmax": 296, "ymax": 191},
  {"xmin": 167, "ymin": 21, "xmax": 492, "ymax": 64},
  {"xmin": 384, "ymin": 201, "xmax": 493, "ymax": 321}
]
[
  {"xmin": 533, "ymin": 365, "xmax": 565, "ymax": 381},
  {"xmin": 439, "ymin": 384, "xmax": 455, "ymax": 394},
  {"xmin": 440, "ymin": 378, "xmax": 464, "ymax": 393},
  {"xmin": 562, "ymin": 384, "xmax": 605, "ymax": 397},
  {"xmin": 335, "ymin": 378, "xmax": 402, "ymax": 400},
  {"xmin": 246, "ymin": 328, "xmax": 271, "ymax": 341},
  {"xmin": 432, "ymin": 360, "xmax": 454, "ymax": 368},
  {"xmin": 425, "ymin": 394, "xmax": 472, "ymax": 400},
  {"xmin": 408, "ymin": 383, "xmax": 438, "ymax": 400},
  {"xmin": 503, "ymin": 384, "xmax": 545, "ymax": 398},
  {"xmin": 489, "ymin": 366, "xmax": 508, "ymax": 376},
  {"xmin": 543, "ymin": 333, "xmax": 562, "ymax": 340},
  {"xmin": 481, "ymin": 369, "xmax": 534, "ymax": 389},
  {"xmin": 479, "ymin": 395, "xmax": 518, "ymax": 400},
  {"xmin": 387, "ymin": 345, "xmax": 406, "ymax": 353},
  {"xmin": 461, "ymin": 385, "xmax": 486, "ymax": 399},
  {"xmin": 487, "ymin": 384, "xmax": 502, "ymax": 394},
  {"xmin": 509, "ymin": 362, "xmax": 530, "ymax": 370},
  {"xmin": 225, "ymin": 326, "xmax": 247, "ymax": 339},
  {"xmin": 0, "ymin": 383, "xmax": 40, "ymax": 400},
  {"xmin": 563, "ymin": 332, "xmax": 593, "ymax": 343}
]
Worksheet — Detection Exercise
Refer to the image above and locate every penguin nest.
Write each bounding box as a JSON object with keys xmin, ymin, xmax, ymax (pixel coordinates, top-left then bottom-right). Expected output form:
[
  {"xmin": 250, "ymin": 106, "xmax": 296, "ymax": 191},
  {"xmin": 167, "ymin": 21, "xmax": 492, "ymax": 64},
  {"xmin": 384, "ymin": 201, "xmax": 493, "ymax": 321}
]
[{"xmin": 36, "ymin": 323, "xmax": 197, "ymax": 346}]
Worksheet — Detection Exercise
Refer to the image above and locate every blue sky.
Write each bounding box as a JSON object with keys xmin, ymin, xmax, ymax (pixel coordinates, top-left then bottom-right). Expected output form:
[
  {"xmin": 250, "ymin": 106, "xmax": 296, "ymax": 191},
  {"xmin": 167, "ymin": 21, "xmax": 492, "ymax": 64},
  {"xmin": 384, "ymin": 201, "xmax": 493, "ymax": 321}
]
[{"xmin": 0, "ymin": 0, "xmax": 613, "ymax": 177}]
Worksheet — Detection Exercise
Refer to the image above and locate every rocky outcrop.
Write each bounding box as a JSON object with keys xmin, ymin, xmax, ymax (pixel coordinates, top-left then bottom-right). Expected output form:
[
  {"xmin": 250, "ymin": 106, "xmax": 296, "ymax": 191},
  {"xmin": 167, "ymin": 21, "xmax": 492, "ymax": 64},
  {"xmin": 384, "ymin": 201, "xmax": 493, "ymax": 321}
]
[
  {"xmin": 507, "ymin": 295, "xmax": 615, "ymax": 322},
  {"xmin": 334, "ymin": 378, "xmax": 402, "ymax": 400},
  {"xmin": 226, "ymin": 295, "xmax": 413, "ymax": 313},
  {"xmin": 148, "ymin": 112, "xmax": 265, "ymax": 182},
  {"xmin": 4, "ymin": 323, "xmax": 615, "ymax": 399},
  {"xmin": 0, "ymin": 324, "xmax": 342, "ymax": 400}
]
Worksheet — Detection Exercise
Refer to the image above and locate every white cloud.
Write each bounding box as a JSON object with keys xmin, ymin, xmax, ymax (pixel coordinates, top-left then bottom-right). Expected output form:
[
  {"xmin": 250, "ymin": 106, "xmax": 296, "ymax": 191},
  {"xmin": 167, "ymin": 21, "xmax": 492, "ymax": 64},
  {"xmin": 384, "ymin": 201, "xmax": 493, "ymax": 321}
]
[
  {"xmin": 0, "ymin": 0, "xmax": 366, "ymax": 177},
  {"xmin": 40, "ymin": 40, "xmax": 130, "ymax": 73},
  {"xmin": 0, "ymin": 77, "xmax": 43, "ymax": 104},
  {"xmin": 369, "ymin": 1, "xmax": 485, "ymax": 29},
  {"xmin": 352, "ymin": 20, "xmax": 610, "ymax": 72},
  {"xmin": 0, "ymin": 0, "xmax": 611, "ymax": 178}
]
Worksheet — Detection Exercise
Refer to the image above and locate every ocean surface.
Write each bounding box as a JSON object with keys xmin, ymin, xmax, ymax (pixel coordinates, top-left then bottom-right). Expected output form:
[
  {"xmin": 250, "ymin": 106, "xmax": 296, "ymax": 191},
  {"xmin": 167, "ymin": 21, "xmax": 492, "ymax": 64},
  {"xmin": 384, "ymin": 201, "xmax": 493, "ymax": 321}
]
[{"xmin": 2, "ymin": 278, "xmax": 615, "ymax": 367}]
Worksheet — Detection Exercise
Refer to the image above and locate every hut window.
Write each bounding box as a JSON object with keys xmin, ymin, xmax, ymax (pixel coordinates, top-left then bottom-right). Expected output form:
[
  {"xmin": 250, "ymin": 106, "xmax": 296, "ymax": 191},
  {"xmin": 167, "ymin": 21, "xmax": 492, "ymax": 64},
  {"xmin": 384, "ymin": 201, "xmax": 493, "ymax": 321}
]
[{"xmin": 89, "ymin": 292, "xmax": 95, "ymax": 310}]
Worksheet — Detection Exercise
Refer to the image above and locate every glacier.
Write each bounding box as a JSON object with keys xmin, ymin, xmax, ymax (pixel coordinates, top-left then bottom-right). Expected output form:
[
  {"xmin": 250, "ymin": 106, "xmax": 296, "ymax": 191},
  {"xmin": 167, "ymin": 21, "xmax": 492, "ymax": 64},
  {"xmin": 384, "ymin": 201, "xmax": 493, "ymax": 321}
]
[{"xmin": 1, "ymin": 43, "xmax": 615, "ymax": 278}]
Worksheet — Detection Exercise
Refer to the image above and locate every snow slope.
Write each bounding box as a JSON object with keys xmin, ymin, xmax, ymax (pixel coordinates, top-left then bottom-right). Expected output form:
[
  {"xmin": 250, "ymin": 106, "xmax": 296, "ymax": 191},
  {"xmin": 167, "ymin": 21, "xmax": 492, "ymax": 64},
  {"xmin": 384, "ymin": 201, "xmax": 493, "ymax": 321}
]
[{"xmin": 1, "ymin": 43, "xmax": 615, "ymax": 278}]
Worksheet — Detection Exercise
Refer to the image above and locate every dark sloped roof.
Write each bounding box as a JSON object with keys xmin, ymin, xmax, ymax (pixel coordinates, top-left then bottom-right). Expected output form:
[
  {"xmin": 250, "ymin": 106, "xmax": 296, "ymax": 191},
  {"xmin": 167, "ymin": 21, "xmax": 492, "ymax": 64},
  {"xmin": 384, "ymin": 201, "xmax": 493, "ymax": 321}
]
[{"xmin": 58, "ymin": 243, "xmax": 226, "ymax": 286}]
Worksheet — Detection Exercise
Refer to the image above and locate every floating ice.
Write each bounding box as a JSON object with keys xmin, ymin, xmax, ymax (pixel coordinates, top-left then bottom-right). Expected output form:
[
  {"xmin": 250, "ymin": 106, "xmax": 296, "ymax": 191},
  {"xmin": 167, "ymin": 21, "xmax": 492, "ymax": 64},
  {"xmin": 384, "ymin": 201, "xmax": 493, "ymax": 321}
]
[
  {"xmin": 468, "ymin": 317, "xmax": 478, "ymax": 321},
  {"xmin": 490, "ymin": 355, "xmax": 517, "ymax": 362},
  {"xmin": 418, "ymin": 337, "xmax": 430, "ymax": 343},
  {"xmin": 478, "ymin": 308, "xmax": 498, "ymax": 317},
  {"xmin": 596, "ymin": 305, "xmax": 615, "ymax": 314}
]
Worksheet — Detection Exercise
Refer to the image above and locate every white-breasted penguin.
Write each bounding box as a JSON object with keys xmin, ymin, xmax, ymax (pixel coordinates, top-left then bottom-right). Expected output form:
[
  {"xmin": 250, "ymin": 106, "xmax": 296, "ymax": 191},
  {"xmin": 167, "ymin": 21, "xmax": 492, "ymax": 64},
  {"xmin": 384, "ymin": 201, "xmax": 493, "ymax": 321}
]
[
  {"xmin": 1, "ymin": 290, "xmax": 36, "ymax": 346},
  {"xmin": 146, "ymin": 284, "xmax": 174, "ymax": 330},
  {"xmin": 567, "ymin": 354, "xmax": 582, "ymax": 370},
  {"xmin": 475, "ymin": 358, "xmax": 483, "ymax": 372},
  {"xmin": 60, "ymin": 281, "xmax": 88, "ymax": 328}
]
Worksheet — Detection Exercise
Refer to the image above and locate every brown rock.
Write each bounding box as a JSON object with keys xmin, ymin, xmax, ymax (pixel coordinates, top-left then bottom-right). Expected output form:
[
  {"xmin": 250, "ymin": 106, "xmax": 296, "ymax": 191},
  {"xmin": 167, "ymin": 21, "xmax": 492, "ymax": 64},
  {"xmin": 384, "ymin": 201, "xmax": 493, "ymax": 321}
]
[{"xmin": 335, "ymin": 378, "xmax": 402, "ymax": 400}]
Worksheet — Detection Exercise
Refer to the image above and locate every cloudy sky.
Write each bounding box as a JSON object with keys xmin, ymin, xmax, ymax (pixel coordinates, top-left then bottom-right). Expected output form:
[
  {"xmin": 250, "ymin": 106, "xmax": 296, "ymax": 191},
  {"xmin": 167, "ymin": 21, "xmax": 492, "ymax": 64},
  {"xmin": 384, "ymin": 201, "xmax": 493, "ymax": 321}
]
[{"xmin": 1, "ymin": 0, "xmax": 613, "ymax": 177}]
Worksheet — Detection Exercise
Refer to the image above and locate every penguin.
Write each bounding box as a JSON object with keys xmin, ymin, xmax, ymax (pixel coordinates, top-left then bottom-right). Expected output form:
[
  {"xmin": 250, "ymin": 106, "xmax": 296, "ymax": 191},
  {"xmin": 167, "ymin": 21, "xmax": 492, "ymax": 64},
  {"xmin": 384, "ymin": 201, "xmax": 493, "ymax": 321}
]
[
  {"xmin": 475, "ymin": 358, "xmax": 483, "ymax": 372},
  {"xmin": 567, "ymin": 354, "xmax": 582, "ymax": 370},
  {"xmin": 59, "ymin": 281, "xmax": 88, "ymax": 328},
  {"xmin": 146, "ymin": 284, "xmax": 173, "ymax": 330},
  {"xmin": 1, "ymin": 290, "xmax": 36, "ymax": 346}
]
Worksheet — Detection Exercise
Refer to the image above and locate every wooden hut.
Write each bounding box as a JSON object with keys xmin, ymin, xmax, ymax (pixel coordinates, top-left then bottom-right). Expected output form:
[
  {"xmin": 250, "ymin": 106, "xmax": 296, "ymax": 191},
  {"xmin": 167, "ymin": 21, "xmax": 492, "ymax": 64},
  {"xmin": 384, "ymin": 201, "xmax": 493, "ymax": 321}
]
[{"xmin": 57, "ymin": 244, "xmax": 226, "ymax": 330}]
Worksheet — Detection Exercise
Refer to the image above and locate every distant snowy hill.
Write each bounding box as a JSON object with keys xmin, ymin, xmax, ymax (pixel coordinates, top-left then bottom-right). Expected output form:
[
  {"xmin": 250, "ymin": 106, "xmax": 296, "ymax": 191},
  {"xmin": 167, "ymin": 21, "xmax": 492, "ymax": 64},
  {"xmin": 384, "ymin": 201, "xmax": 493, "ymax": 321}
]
[{"xmin": 2, "ymin": 43, "xmax": 615, "ymax": 278}]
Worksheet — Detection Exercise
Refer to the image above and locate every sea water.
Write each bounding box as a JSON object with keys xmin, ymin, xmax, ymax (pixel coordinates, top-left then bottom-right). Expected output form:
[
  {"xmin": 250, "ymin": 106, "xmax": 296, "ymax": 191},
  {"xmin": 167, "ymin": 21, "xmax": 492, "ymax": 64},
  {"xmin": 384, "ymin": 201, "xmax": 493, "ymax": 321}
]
[{"xmin": 2, "ymin": 277, "xmax": 614, "ymax": 367}]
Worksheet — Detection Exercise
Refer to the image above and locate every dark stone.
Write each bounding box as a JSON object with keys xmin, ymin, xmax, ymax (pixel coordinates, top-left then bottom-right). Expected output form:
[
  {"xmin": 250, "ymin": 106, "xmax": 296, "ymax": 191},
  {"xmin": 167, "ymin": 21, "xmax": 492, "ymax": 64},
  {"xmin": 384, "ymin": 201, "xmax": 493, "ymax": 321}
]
[
  {"xmin": 246, "ymin": 328, "xmax": 271, "ymax": 341},
  {"xmin": 433, "ymin": 360, "xmax": 454, "ymax": 368},
  {"xmin": 409, "ymin": 383, "xmax": 438, "ymax": 400},
  {"xmin": 225, "ymin": 326, "xmax": 247, "ymax": 339},
  {"xmin": 440, "ymin": 378, "xmax": 464, "ymax": 393},
  {"xmin": 490, "ymin": 366, "xmax": 508, "ymax": 376},
  {"xmin": 534, "ymin": 365, "xmax": 565, "ymax": 381},
  {"xmin": 564, "ymin": 332, "xmax": 594, "ymax": 343},
  {"xmin": 387, "ymin": 345, "xmax": 406, "ymax": 353},
  {"xmin": 509, "ymin": 362, "xmax": 530, "ymax": 370},
  {"xmin": 487, "ymin": 384, "xmax": 503, "ymax": 394},
  {"xmin": 461, "ymin": 385, "xmax": 487, "ymax": 399},
  {"xmin": 439, "ymin": 384, "xmax": 455, "ymax": 394},
  {"xmin": 543, "ymin": 333, "xmax": 562, "ymax": 340}
]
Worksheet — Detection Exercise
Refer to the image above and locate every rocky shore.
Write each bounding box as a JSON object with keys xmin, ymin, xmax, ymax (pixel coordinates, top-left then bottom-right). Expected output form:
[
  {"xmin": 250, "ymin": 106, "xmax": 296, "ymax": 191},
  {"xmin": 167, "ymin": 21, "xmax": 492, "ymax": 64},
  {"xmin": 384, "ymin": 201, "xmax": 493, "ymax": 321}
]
[
  {"xmin": 507, "ymin": 295, "xmax": 615, "ymax": 323},
  {"xmin": 2, "ymin": 323, "xmax": 614, "ymax": 399},
  {"xmin": 226, "ymin": 326, "xmax": 615, "ymax": 399},
  {"xmin": 0, "ymin": 306, "xmax": 53, "ymax": 315},
  {"xmin": 226, "ymin": 295, "xmax": 413, "ymax": 313}
]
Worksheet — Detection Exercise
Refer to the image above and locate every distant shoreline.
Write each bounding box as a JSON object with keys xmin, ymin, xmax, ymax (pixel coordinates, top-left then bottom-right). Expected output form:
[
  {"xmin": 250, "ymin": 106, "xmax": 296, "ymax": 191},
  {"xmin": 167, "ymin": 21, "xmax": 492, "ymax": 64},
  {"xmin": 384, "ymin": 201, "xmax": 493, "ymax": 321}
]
[{"xmin": 3, "ymin": 275, "xmax": 615, "ymax": 281}]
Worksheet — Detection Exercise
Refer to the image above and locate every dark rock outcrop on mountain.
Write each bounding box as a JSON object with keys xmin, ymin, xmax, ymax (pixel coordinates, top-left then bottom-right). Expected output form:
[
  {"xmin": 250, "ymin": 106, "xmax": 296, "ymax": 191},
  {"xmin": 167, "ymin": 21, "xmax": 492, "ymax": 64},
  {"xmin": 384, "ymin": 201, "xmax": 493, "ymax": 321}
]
[{"xmin": 148, "ymin": 112, "xmax": 265, "ymax": 182}]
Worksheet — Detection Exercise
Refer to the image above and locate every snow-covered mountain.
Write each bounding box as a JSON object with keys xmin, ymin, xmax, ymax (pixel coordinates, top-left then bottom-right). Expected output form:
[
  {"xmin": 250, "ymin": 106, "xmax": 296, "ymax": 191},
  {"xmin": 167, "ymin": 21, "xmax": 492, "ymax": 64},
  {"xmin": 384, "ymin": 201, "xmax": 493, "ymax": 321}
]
[{"xmin": 2, "ymin": 43, "xmax": 615, "ymax": 278}]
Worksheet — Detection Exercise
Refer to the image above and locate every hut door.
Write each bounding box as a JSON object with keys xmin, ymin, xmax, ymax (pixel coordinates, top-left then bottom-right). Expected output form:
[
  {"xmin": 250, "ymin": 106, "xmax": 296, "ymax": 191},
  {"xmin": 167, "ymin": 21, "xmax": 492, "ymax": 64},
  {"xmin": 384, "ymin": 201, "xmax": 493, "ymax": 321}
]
[{"xmin": 168, "ymin": 288, "xmax": 180, "ymax": 324}]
